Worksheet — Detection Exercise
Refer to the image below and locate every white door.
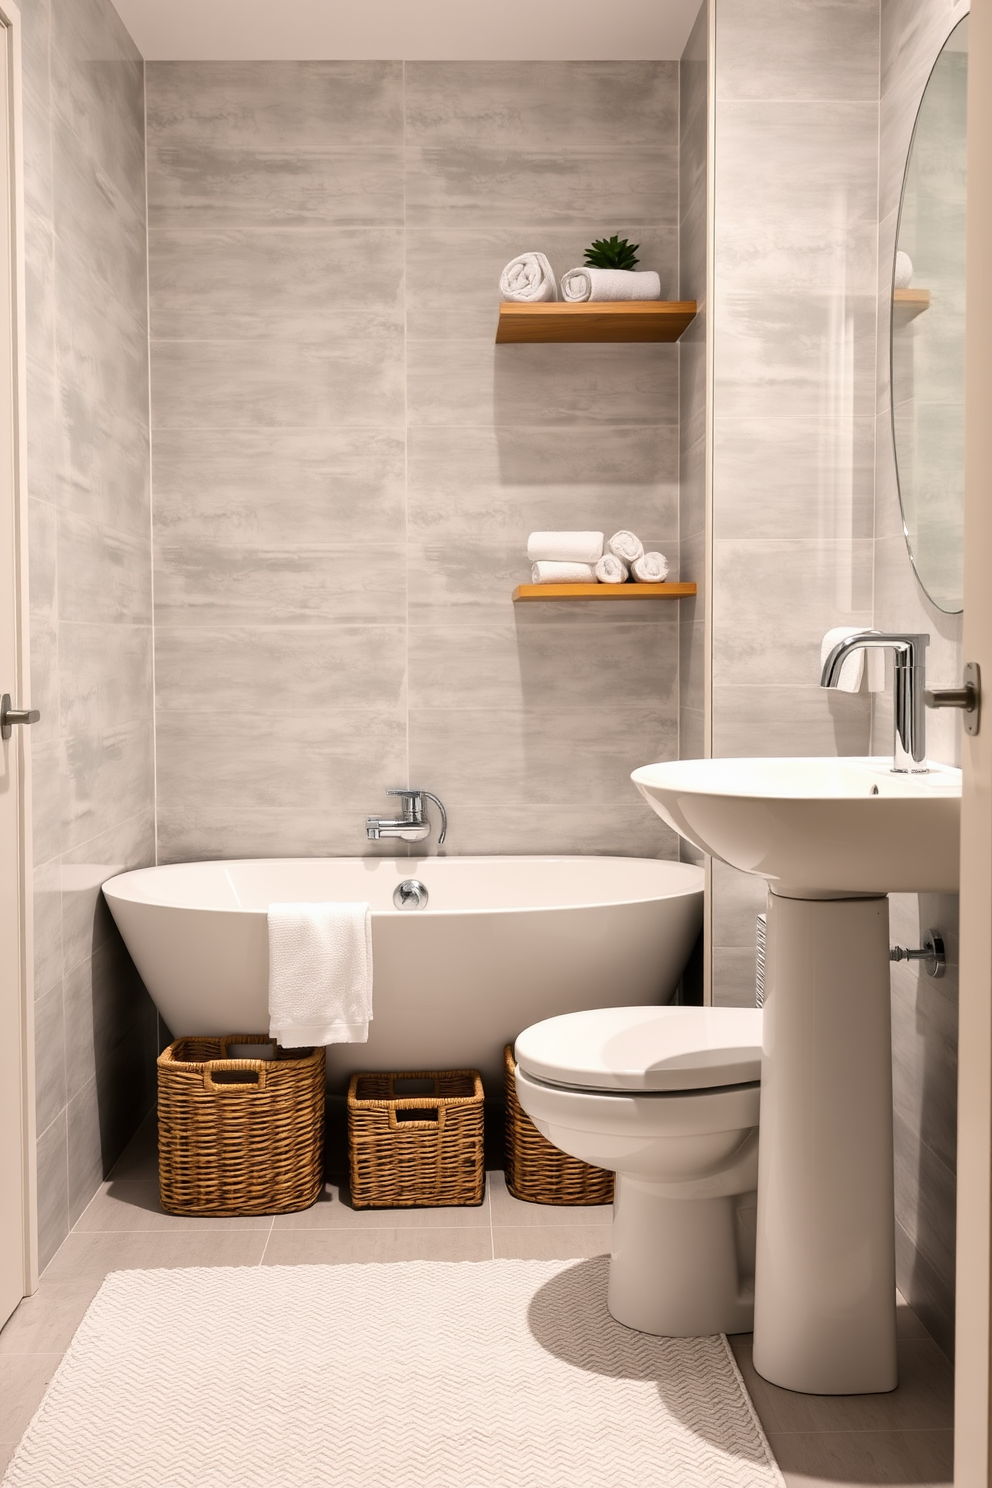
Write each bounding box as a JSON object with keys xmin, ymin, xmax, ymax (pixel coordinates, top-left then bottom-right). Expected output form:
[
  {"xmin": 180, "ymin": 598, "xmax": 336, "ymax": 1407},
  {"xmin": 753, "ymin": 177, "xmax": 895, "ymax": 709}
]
[
  {"xmin": 954, "ymin": 1, "xmax": 992, "ymax": 1481},
  {"xmin": 0, "ymin": 3, "xmax": 34, "ymax": 1332}
]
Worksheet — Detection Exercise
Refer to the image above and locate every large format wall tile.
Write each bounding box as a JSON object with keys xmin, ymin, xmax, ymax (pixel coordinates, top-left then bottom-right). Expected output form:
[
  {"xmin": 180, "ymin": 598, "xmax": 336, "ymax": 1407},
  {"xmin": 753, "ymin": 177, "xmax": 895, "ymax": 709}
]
[
  {"xmin": 404, "ymin": 62, "xmax": 678, "ymax": 146},
  {"xmin": 152, "ymin": 336, "xmax": 406, "ymax": 431},
  {"xmin": 25, "ymin": 0, "xmax": 157, "ymax": 1262},
  {"xmin": 146, "ymin": 62, "xmax": 404, "ymax": 149},
  {"xmin": 148, "ymin": 61, "xmax": 684, "ymax": 867},
  {"xmin": 405, "ymin": 146, "xmax": 677, "ymax": 229},
  {"xmin": 715, "ymin": 0, "xmax": 881, "ymax": 101}
]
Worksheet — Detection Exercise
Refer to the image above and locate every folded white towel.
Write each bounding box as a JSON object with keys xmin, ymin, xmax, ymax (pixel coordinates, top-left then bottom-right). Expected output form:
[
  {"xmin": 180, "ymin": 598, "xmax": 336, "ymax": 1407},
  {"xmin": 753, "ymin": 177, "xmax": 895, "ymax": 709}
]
[
  {"xmin": 632, "ymin": 551, "xmax": 671, "ymax": 583},
  {"xmin": 268, "ymin": 901, "xmax": 373, "ymax": 1046},
  {"xmin": 595, "ymin": 554, "xmax": 629, "ymax": 584},
  {"xmin": 530, "ymin": 561, "xmax": 597, "ymax": 585},
  {"xmin": 499, "ymin": 252, "xmax": 557, "ymax": 303},
  {"xmin": 559, "ymin": 268, "xmax": 662, "ymax": 303},
  {"xmin": 820, "ymin": 627, "xmax": 885, "ymax": 692},
  {"xmin": 527, "ymin": 531, "xmax": 604, "ymax": 564},
  {"xmin": 607, "ymin": 530, "xmax": 644, "ymax": 564}
]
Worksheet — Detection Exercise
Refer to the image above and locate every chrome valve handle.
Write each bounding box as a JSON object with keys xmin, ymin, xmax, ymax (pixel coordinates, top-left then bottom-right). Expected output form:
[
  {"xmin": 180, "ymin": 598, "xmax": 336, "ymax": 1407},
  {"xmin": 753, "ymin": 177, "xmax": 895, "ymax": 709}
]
[{"xmin": 386, "ymin": 788, "xmax": 447, "ymax": 845}]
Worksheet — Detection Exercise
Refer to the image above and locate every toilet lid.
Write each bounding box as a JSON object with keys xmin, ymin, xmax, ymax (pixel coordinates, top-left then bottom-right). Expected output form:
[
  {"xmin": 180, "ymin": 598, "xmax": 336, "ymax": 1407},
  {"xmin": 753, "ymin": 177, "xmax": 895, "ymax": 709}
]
[{"xmin": 514, "ymin": 1006, "xmax": 763, "ymax": 1093}]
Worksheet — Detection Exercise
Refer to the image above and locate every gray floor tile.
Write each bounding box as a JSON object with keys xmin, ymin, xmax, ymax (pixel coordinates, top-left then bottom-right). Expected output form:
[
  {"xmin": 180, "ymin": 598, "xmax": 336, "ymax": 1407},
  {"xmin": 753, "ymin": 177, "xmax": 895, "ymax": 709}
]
[
  {"xmin": 76, "ymin": 1181, "xmax": 274, "ymax": 1233},
  {"xmin": 0, "ymin": 1281, "xmax": 100, "ymax": 1356},
  {"xmin": 0, "ymin": 1353, "xmax": 62, "ymax": 1439},
  {"xmin": 261, "ymin": 1228, "xmax": 493, "ymax": 1265},
  {"xmin": 42, "ymin": 1230, "xmax": 268, "ymax": 1281},
  {"xmin": 270, "ymin": 1176, "xmax": 490, "ymax": 1230},
  {"xmin": 767, "ymin": 1428, "xmax": 953, "ymax": 1486},
  {"xmin": 492, "ymin": 1226, "xmax": 611, "ymax": 1261},
  {"xmin": 488, "ymin": 1169, "xmax": 612, "ymax": 1229},
  {"xmin": 735, "ymin": 1337, "xmax": 954, "ymax": 1435}
]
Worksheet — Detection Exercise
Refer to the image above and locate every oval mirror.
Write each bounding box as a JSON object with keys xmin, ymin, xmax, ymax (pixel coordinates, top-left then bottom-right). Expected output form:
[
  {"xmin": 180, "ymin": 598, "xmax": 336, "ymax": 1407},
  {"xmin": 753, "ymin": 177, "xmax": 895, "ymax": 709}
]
[{"xmin": 891, "ymin": 14, "xmax": 967, "ymax": 615}]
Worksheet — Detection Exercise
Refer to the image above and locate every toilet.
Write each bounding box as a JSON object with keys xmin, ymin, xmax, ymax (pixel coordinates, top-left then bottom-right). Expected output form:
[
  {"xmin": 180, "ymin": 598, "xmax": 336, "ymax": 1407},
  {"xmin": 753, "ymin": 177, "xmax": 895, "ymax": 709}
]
[{"xmin": 514, "ymin": 1004, "xmax": 763, "ymax": 1338}]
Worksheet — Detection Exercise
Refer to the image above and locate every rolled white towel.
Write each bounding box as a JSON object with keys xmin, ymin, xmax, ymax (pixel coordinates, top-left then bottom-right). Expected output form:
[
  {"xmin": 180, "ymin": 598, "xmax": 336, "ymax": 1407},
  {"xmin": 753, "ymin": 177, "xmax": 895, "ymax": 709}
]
[
  {"xmin": 559, "ymin": 267, "xmax": 662, "ymax": 303},
  {"xmin": 527, "ymin": 531, "xmax": 604, "ymax": 564},
  {"xmin": 607, "ymin": 530, "xmax": 644, "ymax": 564},
  {"xmin": 530, "ymin": 561, "xmax": 597, "ymax": 585},
  {"xmin": 894, "ymin": 251, "xmax": 913, "ymax": 289},
  {"xmin": 595, "ymin": 554, "xmax": 629, "ymax": 584},
  {"xmin": 500, "ymin": 252, "xmax": 558, "ymax": 303},
  {"xmin": 632, "ymin": 551, "xmax": 671, "ymax": 583},
  {"xmin": 820, "ymin": 626, "xmax": 885, "ymax": 692}
]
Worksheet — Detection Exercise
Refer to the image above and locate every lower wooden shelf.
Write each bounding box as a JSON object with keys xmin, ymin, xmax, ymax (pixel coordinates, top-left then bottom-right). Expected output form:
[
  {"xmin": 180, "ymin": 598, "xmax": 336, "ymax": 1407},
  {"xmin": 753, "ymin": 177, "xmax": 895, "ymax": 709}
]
[
  {"xmin": 513, "ymin": 582, "xmax": 697, "ymax": 602},
  {"xmin": 496, "ymin": 300, "xmax": 697, "ymax": 344}
]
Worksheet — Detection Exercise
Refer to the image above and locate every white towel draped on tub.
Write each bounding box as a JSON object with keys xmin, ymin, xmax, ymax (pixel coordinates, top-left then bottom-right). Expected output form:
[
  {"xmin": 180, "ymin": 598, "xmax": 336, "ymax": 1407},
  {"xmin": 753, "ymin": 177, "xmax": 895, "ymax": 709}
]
[
  {"xmin": 820, "ymin": 627, "xmax": 885, "ymax": 693},
  {"xmin": 499, "ymin": 252, "xmax": 558, "ymax": 303},
  {"xmin": 559, "ymin": 268, "xmax": 662, "ymax": 302},
  {"xmin": 268, "ymin": 901, "xmax": 373, "ymax": 1046},
  {"xmin": 527, "ymin": 531, "xmax": 604, "ymax": 564}
]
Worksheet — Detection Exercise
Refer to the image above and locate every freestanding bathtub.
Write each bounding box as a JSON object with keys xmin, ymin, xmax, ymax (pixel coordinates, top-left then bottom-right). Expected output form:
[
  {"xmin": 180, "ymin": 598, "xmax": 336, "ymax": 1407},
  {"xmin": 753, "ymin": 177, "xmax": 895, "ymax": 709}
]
[{"xmin": 102, "ymin": 856, "xmax": 704, "ymax": 1093}]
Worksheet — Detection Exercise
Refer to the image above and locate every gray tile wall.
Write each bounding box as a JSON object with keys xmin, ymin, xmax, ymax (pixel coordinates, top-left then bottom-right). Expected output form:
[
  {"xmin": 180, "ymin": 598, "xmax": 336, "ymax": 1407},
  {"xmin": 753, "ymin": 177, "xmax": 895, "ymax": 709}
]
[
  {"xmin": 708, "ymin": 0, "xmax": 879, "ymax": 1007},
  {"xmin": 20, "ymin": 0, "xmax": 158, "ymax": 1270},
  {"xmin": 877, "ymin": 0, "xmax": 968, "ymax": 1357},
  {"xmin": 145, "ymin": 63, "xmax": 685, "ymax": 864}
]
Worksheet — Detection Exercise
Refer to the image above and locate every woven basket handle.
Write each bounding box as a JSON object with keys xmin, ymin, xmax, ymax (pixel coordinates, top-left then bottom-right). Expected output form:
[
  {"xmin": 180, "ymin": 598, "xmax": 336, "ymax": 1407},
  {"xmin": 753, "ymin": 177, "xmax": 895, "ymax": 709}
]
[
  {"xmin": 388, "ymin": 1106, "xmax": 445, "ymax": 1131},
  {"xmin": 202, "ymin": 1060, "xmax": 268, "ymax": 1092}
]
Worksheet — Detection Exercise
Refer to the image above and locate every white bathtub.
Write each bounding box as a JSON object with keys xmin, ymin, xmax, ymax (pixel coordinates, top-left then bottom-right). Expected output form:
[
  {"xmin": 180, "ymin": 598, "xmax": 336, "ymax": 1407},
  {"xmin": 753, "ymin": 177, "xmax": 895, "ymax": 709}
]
[{"xmin": 103, "ymin": 856, "xmax": 704, "ymax": 1093}]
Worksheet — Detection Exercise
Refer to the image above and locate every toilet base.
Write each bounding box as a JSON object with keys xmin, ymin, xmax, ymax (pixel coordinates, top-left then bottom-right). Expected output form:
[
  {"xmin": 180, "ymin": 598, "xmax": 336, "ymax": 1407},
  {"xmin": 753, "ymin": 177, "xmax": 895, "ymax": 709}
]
[{"xmin": 608, "ymin": 1175, "xmax": 755, "ymax": 1337}]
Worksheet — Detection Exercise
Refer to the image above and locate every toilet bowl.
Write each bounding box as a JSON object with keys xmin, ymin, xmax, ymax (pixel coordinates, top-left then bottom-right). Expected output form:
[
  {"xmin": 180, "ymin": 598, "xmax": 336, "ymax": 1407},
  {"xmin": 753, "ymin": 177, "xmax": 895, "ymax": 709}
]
[{"xmin": 514, "ymin": 1005, "xmax": 763, "ymax": 1337}]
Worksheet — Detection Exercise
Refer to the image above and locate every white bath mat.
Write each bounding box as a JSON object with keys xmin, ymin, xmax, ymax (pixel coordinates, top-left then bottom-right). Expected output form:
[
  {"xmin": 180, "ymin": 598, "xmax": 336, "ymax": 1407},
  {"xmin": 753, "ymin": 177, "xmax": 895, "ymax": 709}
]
[{"xmin": 4, "ymin": 1259, "xmax": 784, "ymax": 1488}]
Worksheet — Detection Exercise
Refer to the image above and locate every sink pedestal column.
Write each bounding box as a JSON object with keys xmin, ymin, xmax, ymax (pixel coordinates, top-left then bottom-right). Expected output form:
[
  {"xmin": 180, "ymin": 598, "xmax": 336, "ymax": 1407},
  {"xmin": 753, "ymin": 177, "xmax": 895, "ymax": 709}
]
[{"xmin": 752, "ymin": 890, "xmax": 897, "ymax": 1395}]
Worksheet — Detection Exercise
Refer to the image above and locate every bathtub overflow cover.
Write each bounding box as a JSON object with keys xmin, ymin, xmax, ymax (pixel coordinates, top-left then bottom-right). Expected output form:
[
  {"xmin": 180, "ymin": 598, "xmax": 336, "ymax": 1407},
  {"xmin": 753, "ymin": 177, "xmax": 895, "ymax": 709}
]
[{"xmin": 394, "ymin": 879, "xmax": 428, "ymax": 910}]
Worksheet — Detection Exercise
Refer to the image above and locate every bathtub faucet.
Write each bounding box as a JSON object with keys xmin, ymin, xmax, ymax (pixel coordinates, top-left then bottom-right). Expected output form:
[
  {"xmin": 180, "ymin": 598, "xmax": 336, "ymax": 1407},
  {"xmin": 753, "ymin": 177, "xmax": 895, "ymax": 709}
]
[{"xmin": 366, "ymin": 789, "xmax": 447, "ymax": 845}]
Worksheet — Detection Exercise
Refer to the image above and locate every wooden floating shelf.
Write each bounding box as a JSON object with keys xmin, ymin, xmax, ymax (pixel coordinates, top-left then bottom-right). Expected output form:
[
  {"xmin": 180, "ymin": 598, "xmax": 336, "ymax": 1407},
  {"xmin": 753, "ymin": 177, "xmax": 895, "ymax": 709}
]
[
  {"xmin": 893, "ymin": 288, "xmax": 931, "ymax": 324},
  {"xmin": 496, "ymin": 300, "xmax": 697, "ymax": 345},
  {"xmin": 513, "ymin": 582, "xmax": 697, "ymax": 602}
]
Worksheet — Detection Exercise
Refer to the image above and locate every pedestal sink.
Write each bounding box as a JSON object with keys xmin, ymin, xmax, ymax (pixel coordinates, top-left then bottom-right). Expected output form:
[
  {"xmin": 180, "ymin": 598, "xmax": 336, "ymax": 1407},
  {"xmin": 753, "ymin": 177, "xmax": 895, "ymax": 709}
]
[{"xmin": 631, "ymin": 756, "xmax": 961, "ymax": 1395}]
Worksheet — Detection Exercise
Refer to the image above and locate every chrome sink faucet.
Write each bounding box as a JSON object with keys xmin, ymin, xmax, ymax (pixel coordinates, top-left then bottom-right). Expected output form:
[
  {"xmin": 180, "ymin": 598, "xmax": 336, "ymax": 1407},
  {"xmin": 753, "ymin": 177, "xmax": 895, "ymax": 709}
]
[
  {"xmin": 366, "ymin": 789, "xmax": 447, "ymax": 845},
  {"xmin": 820, "ymin": 631, "xmax": 930, "ymax": 772}
]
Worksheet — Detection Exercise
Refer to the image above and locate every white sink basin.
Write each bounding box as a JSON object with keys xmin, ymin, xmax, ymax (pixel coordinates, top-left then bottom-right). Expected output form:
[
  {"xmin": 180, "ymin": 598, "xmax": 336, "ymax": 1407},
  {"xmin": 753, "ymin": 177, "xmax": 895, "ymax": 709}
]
[{"xmin": 631, "ymin": 756, "xmax": 961, "ymax": 896}]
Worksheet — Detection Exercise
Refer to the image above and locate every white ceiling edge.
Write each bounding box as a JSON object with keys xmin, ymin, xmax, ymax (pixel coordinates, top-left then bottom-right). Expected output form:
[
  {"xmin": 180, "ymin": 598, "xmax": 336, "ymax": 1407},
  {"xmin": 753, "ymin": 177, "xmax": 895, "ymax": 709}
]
[{"xmin": 109, "ymin": 0, "xmax": 701, "ymax": 62}]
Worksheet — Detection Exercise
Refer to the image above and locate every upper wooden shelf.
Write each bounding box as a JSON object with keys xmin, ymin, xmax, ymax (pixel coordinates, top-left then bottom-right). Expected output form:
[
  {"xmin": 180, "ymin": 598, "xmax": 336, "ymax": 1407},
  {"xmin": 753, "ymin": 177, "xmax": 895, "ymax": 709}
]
[
  {"xmin": 893, "ymin": 288, "xmax": 931, "ymax": 324},
  {"xmin": 496, "ymin": 300, "xmax": 697, "ymax": 345},
  {"xmin": 513, "ymin": 582, "xmax": 697, "ymax": 602}
]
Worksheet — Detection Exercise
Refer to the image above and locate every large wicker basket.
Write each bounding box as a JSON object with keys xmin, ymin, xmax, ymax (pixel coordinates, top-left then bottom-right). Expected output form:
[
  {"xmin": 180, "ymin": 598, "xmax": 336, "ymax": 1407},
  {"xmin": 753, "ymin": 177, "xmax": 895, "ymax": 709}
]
[
  {"xmin": 504, "ymin": 1044, "xmax": 614, "ymax": 1206},
  {"xmin": 348, "ymin": 1069, "xmax": 485, "ymax": 1209},
  {"xmin": 158, "ymin": 1035, "xmax": 325, "ymax": 1217}
]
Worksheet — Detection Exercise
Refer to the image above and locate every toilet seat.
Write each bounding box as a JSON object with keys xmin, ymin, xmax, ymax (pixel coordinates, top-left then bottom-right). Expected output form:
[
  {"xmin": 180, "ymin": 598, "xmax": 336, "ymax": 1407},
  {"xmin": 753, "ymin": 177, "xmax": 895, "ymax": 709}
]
[{"xmin": 514, "ymin": 1005, "xmax": 763, "ymax": 1093}]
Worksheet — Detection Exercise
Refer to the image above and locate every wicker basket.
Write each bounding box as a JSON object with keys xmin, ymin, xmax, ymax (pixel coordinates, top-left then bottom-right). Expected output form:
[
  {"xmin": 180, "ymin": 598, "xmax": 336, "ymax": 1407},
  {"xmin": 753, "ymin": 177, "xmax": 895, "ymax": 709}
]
[
  {"xmin": 348, "ymin": 1069, "xmax": 485, "ymax": 1208},
  {"xmin": 504, "ymin": 1044, "xmax": 614, "ymax": 1205},
  {"xmin": 158, "ymin": 1035, "xmax": 325, "ymax": 1217}
]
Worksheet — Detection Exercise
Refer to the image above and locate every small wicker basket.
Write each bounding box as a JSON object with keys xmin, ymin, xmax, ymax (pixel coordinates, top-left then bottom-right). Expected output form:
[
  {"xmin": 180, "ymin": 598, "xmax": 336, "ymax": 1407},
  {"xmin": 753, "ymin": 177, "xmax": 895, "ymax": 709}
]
[
  {"xmin": 504, "ymin": 1044, "xmax": 614, "ymax": 1206},
  {"xmin": 158, "ymin": 1035, "xmax": 325, "ymax": 1217},
  {"xmin": 348, "ymin": 1069, "xmax": 485, "ymax": 1208}
]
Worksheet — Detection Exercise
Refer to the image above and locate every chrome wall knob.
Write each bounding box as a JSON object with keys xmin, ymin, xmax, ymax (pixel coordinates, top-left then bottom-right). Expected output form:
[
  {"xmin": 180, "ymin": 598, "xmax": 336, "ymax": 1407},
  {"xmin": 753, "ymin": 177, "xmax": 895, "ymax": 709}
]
[{"xmin": 0, "ymin": 693, "xmax": 40, "ymax": 741}]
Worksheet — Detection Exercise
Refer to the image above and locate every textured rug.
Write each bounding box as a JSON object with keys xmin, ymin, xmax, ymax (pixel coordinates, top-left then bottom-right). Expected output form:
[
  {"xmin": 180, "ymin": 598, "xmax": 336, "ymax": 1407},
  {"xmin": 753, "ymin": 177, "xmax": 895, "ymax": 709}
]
[{"xmin": 4, "ymin": 1259, "xmax": 784, "ymax": 1487}]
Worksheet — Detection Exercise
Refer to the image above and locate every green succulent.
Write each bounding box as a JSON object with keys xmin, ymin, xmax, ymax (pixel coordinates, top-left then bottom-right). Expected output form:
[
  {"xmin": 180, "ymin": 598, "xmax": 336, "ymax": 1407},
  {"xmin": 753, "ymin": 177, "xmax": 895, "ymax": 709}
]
[{"xmin": 583, "ymin": 235, "xmax": 640, "ymax": 271}]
